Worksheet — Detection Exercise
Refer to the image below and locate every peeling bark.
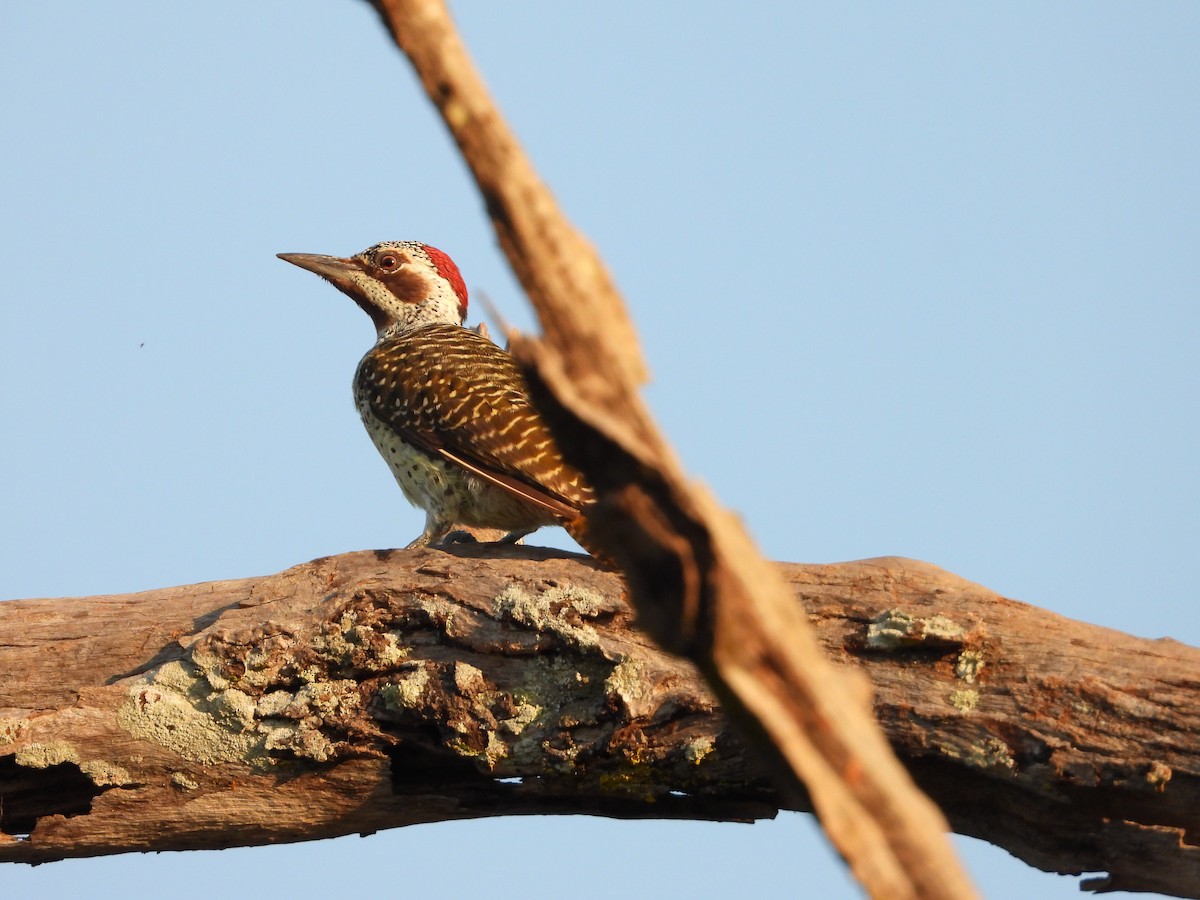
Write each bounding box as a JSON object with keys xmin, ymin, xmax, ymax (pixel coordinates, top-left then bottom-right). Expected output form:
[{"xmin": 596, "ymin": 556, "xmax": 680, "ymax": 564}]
[{"xmin": 2, "ymin": 550, "xmax": 1196, "ymax": 897}]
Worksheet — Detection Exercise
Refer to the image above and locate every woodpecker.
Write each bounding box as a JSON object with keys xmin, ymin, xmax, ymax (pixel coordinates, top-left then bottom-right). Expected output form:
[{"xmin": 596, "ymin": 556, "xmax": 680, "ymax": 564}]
[{"xmin": 277, "ymin": 241, "xmax": 595, "ymax": 551}]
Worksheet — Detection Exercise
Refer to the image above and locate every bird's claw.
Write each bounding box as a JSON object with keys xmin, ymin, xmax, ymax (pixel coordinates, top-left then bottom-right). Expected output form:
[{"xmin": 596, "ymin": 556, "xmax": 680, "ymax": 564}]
[{"xmin": 438, "ymin": 530, "xmax": 479, "ymax": 546}]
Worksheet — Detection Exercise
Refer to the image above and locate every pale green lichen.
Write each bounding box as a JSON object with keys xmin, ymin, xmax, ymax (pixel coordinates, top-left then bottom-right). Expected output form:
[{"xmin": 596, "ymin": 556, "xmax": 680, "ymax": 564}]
[
  {"xmin": 1145, "ymin": 761, "xmax": 1172, "ymax": 790},
  {"xmin": 445, "ymin": 665, "xmax": 532, "ymax": 770},
  {"xmin": 15, "ymin": 739, "xmax": 133, "ymax": 786},
  {"xmin": 119, "ymin": 681, "xmax": 262, "ymax": 765},
  {"xmin": 209, "ymin": 688, "xmax": 258, "ymax": 733},
  {"xmin": 348, "ymin": 625, "xmax": 376, "ymax": 646},
  {"xmin": 261, "ymin": 721, "xmax": 334, "ymax": 762},
  {"xmin": 171, "ymin": 772, "xmax": 199, "ymax": 791},
  {"xmin": 117, "ymin": 656, "xmax": 350, "ymax": 767},
  {"xmin": 380, "ymin": 667, "xmax": 431, "ymax": 711},
  {"xmin": 955, "ymin": 649, "xmax": 985, "ymax": 684},
  {"xmin": 190, "ymin": 647, "xmax": 232, "ymax": 692},
  {"xmin": 948, "ymin": 689, "xmax": 979, "ymax": 712},
  {"xmin": 243, "ymin": 647, "xmax": 272, "ymax": 671},
  {"xmin": 684, "ymin": 736, "xmax": 715, "ymax": 765},
  {"xmin": 518, "ymin": 656, "xmax": 600, "ymax": 719},
  {"xmin": 255, "ymin": 690, "xmax": 297, "ymax": 718},
  {"xmin": 450, "ymin": 729, "xmax": 512, "ymax": 770},
  {"xmin": 453, "ymin": 661, "xmax": 486, "ymax": 694},
  {"xmin": 498, "ymin": 700, "xmax": 542, "ymax": 737},
  {"xmin": 238, "ymin": 647, "xmax": 276, "ymax": 689},
  {"xmin": 493, "ymin": 585, "xmax": 539, "ymax": 624},
  {"xmin": 935, "ymin": 740, "xmax": 962, "ymax": 761},
  {"xmin": 295, "ymin": 680, "xmax": 359, "ymax": 717},
  {"xmin": 376, "ymin": 632, "xmax": 409, "ymax": 666},
  {"xmin": 80, "ymin": 759, "xmax": 134, "ymax": 786},
  {"xmin": 542, "ymin": 738, "xmax": 581, "ymax": 773},
  {"xmin": 312, "ymin": 631, "xmax": 348, "ymax": 663},
  {"xmin": 500, "ymin": 655, "xmax": 607, "ymax": 771},
  {"xmin": 493, "ymin": 583, "xmax": 604, "ymax": 650},
  {"xmin": 482, "ymin": 731, "xmax": 509, "ymax": 767},
  {"xmin": 152, "ymin": 659, "xmax": 204, "ymax": 695},
  {"xmin": 923, "ymin": 615, "xmax": 965, "ymax": 641},
  {"xmin": 605, "ymin": 657, "xmax": 652, "ymax": 715},
  {"xmin": 933, "ymin": 736, "xmax": 1013, "ymax": 771},
  {"xmin": 966, "ymin": 737, "xmax": 1015, "ymax": 771},
  {"xmin": 15, "ymin": 741, "xmax": 79, "ymax": 768},
  {"xmin": 866, "ymin": 609, "xmax": 966, "ymax": 650},
  {"xmin": 311, "ymin": 608, "xmax": 411, "ymax": 673},
  {"xmin": 865, "ymin": 610, "xmax": 915, "ymax": 649}
]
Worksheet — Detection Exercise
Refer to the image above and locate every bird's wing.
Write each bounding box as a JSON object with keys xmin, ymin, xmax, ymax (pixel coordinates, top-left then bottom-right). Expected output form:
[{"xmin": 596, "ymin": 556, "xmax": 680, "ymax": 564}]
[
  {"xmin": 434, "ymin": 448, "xmax": 581, "ymax": 519},
  {"xmin": 356, "ymin": 325, "xmax": 594, "ymax": 518}
]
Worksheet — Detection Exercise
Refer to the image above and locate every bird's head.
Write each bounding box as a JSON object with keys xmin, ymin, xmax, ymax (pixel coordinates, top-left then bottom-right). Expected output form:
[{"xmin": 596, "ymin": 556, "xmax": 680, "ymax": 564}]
[{"xmin": 278, "ymin": 241, "xmax": 468, "ymax": 339}]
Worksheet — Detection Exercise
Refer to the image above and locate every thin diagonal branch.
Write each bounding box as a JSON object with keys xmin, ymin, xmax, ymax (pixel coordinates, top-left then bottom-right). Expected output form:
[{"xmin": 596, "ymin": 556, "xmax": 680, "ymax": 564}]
[{"xmin": 370, "ymin": 2, "xmax": 977, "ymax": 896}]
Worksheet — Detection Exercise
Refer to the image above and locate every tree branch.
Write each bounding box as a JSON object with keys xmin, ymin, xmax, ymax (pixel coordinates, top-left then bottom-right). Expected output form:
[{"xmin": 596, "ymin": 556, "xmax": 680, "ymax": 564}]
[
  {"xmin": 1, "ymin": 551, "xmax": 1196, "ymax": 896},
  {"xmin": 368, "ymin": 2, "xmax": 976, "ymax": 895}
]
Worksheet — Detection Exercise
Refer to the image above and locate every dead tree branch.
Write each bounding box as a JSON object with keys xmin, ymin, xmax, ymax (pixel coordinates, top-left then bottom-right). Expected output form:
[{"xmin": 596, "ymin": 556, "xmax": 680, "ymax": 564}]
[
  {"xmin": 369, "ymin": 1, "xmax": 977, "ymax": 896},
  {"xmin": 1, "ymin": 550, "xmax": 1196, "ymax": 896}
]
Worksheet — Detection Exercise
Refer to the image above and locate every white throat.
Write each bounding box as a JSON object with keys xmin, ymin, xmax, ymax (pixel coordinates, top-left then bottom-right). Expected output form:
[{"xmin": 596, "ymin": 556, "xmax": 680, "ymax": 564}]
[{"xmin": 378, "ymin": 296, "xmax": 463, "ymax": 340}]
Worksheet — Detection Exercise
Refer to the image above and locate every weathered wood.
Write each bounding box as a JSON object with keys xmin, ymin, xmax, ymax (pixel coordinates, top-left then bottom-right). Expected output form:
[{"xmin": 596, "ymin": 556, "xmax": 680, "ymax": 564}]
[
  {"xmin": 787, "ymin": 559, "xmax": 1200, "ymax": 897},
  {"xmin": 2, "ymin": 549, "xmax": 1196, "ymax": 896},
  {"xmin": 0, "ymin": 548, "xmax": 771, "ymax": 861}
]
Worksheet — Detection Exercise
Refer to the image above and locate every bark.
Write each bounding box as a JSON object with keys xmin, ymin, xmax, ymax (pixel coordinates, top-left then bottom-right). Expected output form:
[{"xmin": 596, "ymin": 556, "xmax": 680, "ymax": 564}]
[{"xmin": 1, "ymin": 550, "xmax": 1196, "ymax": 897}]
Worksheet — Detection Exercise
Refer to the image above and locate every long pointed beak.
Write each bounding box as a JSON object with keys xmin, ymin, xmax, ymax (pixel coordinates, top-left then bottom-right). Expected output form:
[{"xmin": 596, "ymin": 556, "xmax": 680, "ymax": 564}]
[
  {"xmin": 277, "ymin": 252, "xmax": 359, "ymax": 281},
  {"xmin": 278, "ymin": 252, "xmax": 388, "ymax": 331}
]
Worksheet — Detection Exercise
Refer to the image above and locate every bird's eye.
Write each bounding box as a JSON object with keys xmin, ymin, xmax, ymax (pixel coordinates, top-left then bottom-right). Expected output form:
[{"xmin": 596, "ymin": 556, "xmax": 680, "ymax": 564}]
[{"xmin": 378, "ymin": 255, "xmax": 400, "ymax": 270}]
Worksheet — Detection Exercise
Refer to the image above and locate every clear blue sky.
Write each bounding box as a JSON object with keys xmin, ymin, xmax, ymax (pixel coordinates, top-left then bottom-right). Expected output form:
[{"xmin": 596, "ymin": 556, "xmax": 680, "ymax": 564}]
[{"xmin": 2, "ymin": 3, "xmax": 1197, "ymax": 897}]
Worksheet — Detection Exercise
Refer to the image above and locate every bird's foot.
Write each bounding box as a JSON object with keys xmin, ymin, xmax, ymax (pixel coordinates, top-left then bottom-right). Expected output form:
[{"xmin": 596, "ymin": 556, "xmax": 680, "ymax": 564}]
[
  {"xmin": 498, "ymin": 529, "xmax": 533, "ymax": 545},
  {"xmin": 437, "ymin": 530, "xmax": 479, "ymax": 546},
  {"xmin": 409, "ymin": 528, "xmax": 532, "ymax": 550}
]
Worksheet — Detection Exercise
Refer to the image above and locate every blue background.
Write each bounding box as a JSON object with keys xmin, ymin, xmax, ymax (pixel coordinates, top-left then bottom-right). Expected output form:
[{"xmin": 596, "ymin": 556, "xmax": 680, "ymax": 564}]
[{"xmin": 3, "ymin": 3, "xmax": 1197, "ymax": 897}]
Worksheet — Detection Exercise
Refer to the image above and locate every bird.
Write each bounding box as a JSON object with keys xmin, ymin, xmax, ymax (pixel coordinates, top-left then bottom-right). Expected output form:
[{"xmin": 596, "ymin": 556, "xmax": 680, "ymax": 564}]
[{"xmin": 277, "ymin": 240, "xmax": 596, "ymax": 552}]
